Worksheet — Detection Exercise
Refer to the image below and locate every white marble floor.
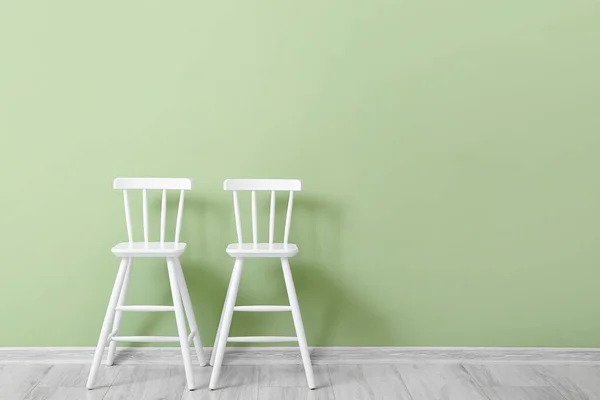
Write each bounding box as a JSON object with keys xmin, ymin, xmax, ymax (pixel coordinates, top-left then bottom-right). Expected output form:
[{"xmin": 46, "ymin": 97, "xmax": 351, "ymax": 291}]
[{"xmin": 1, "ymin": 361, "xmax": 599, "ymax": 399}]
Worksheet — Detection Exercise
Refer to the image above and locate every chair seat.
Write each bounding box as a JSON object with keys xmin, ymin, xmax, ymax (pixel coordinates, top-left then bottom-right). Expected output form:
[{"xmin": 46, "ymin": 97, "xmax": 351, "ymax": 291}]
[
  {"xmin": 112, "ymin": 242, "xmax": 186, "ymax": 257},
  {"xmin": 226, "ymin": 243, "xmax": 298, "ymax": 258}
]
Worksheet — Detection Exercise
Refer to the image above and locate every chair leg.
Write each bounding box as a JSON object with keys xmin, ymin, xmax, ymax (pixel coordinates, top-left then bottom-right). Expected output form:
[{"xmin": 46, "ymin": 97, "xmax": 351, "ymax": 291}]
[
  {"xmin": 210, "ymin": 266, "xmax": 235, "ymax": 366},
  {"xmin": 87, "ymin": 257, "xmax": 130, "ymax": 390},
  {"xmin": 281, "ymin": 257, "xmax": 316, "ymax": 389},
  {"xmin": 106, "ymin": 257, "xmax": 132, "ymax": 366},
  {"xmin": 209, "ymin": 258, "xmax": 244, "ymax": 390},
  {"xmin": 173, "ymin": 258, "xmax": 207, "ymax": 367},
  {"xmin": 167, "ymin": 258, "xmax": 196, "ymax": 391}
]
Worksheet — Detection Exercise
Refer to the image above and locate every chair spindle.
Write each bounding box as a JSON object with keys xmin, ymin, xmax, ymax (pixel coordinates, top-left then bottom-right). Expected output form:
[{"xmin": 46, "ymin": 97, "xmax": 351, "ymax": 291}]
[
  {"xmin": 174, "ymin": 190, "xmax": 185, "ymax": 244},
  {"xmin": 269, "ymin": 190, "xmax": 276, "ymax": 246},
  {"xmin": 142, "ymin": 189, "xmax": 149, "ymax": 243},
  {"xmin": 251, "ymin": 191, "xmax": 258, "ymax": 247},
  {"xmin": 284, "ymin": 191, "xmax": 294, "ymax": 245},
  {"xmin": 160, "ymin": 189, "xmax": 167, "ymax": 244},
  {"xmin": 123, "ymin": 190, "xmax": 133, "ymax": 243}
]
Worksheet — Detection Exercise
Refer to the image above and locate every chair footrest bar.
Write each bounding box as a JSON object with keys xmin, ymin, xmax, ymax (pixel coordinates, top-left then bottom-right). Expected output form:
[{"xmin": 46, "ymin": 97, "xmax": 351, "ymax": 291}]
[
  {"xmin": 187, "ymin": 330, "xmax": 196, "ymax": 343},
  {"xmin": 233, "ymin": 305, "xmax": 292, "ymax": 312},
  {"xmin": 115, "ymin": 305, "xmax": 175, "ymax": 312},
  {"xmin": 111, "ymin": 336, "xmax": 180, "ymax": 343},
  {"xmin": 107, "ymin": 330, "xmax": 118, "ymax": 341},
  {"xmin": 227, "ymin": 336, "xmax": 298, "ymax": 343}
]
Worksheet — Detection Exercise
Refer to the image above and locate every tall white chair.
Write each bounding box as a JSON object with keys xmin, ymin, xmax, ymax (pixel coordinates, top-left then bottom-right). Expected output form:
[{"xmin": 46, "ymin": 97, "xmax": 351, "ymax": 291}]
[
  {"xmin": 87, "ymin": 178, "xmax": 206, "ymax": 391},
  {"xmin": 209, "ymin": 179, "xmax": 315, "ymax": 390}
]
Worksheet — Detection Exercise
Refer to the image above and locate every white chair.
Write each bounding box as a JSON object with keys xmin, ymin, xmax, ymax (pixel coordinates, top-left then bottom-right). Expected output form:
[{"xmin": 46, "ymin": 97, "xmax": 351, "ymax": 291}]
[
  {"xmin": 209, "ymin": 179, "xmax": 315, "ymax": 390},
  {"xmin": 87, "ymin": 178, "xmax": 206, "ymax": 391}
]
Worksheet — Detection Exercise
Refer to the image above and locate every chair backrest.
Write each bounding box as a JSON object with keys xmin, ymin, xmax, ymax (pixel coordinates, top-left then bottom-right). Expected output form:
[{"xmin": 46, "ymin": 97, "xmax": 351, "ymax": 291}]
[
  {"xmin": 223, "ymin": 179, "xmax": 302, "ymax": 246},
  {"xmin": 113, "ymin": 177, "xmax": 192, "ymax": 244}
]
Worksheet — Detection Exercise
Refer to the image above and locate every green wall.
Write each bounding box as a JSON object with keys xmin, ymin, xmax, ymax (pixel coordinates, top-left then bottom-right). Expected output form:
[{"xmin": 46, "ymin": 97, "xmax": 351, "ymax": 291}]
[{"xmin": 1, "ymin": 1, "xmax": 600, "ymax": 347}]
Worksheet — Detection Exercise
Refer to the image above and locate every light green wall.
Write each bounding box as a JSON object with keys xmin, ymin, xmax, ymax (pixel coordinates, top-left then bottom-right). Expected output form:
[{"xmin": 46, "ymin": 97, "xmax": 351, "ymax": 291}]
[{"xmin": 1, "ymin": 1, "xmax": 600, "ymax": 347}]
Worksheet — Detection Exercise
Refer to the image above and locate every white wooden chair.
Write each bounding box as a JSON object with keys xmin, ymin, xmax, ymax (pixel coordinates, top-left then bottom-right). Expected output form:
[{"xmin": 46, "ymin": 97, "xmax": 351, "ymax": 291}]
[
  {"xmin": 209, "ymin": 179, "xmax": 315, "ymax": 390},
  {"xmin": 87, "ymin": 178, "xmax": 206, "ymax": 391}
]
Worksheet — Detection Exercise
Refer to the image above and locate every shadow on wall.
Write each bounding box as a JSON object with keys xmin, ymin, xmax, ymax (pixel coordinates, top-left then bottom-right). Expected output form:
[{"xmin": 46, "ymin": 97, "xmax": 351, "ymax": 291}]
[
  {"xmin": 287, "ymin": 195, "xmax": 396, "ymax": 346},
  {"xmin": 119, "ymin": 191, "xmax": 396, "ymax": 351}
]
